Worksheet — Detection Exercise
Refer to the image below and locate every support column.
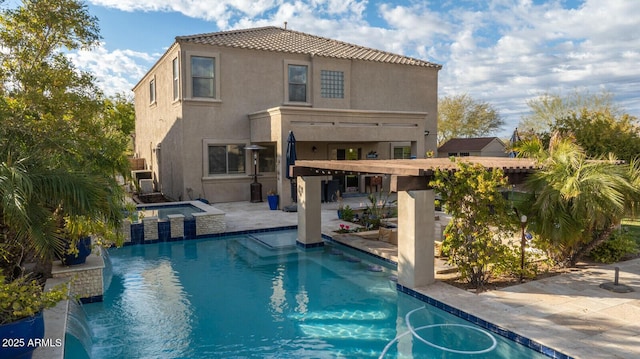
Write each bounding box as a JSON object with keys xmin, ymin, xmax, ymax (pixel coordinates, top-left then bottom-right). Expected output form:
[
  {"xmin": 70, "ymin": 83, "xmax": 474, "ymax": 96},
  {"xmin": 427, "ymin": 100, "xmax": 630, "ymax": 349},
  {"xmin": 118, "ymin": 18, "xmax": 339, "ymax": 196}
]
[
  {"xmin": 296, "ymin": 176, "xmax": 323, "ymax": 248},
  {"xmin": 397, "ymin": 190, "xmax": 435, "ymax": 288}
]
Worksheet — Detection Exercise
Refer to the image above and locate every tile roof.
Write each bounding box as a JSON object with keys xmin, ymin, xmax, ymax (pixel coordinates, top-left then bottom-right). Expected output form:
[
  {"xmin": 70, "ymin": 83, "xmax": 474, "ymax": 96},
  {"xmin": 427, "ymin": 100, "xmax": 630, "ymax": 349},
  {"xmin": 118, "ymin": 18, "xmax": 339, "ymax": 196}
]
[
  {"xmin": 437, "ymin": 137, "xmax": 504, "ymax": 152},
  {"xmin": 176, "ymin": 26, "xmax": 441, "ymax": 69}
]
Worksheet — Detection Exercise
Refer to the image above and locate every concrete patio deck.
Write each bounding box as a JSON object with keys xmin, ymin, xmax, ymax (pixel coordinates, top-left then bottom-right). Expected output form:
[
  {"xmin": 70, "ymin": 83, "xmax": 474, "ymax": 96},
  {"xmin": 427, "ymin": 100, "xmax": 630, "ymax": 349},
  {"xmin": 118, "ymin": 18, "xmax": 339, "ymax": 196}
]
[{"xmin": 215, "ymin": 196, "xmax": 640, "ymax": 359}]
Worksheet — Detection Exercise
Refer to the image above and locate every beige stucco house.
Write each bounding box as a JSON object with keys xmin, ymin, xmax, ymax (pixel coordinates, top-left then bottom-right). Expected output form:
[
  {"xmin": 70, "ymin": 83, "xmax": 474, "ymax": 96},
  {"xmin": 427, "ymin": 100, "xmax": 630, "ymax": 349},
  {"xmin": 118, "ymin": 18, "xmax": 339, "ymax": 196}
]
[
  {"xmin": 436, "ymin": 137, "xmax": 508, "ymax": 158},
  {"xmin": 133, "ymin": 26, "xmax": 441, "ymax": 205}
]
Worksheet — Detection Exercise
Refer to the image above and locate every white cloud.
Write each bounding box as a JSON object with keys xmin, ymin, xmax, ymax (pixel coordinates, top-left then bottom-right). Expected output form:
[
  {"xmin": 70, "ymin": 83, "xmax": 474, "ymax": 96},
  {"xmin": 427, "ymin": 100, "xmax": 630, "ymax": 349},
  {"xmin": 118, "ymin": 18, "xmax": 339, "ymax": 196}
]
[
  {"xmin": 88, "ymin": 0, "xmax": 278, "ymax": 19},
  {"xmin": 68, "ymin": 44, "xmax": 156, "ymax": 96},
  {"xmin": 75, "ymin": 0, "xmax": 640, "ymax": 136},
  {"xmin": 433, "ymin": 0, "xmax": 640, "ymax": 134}
]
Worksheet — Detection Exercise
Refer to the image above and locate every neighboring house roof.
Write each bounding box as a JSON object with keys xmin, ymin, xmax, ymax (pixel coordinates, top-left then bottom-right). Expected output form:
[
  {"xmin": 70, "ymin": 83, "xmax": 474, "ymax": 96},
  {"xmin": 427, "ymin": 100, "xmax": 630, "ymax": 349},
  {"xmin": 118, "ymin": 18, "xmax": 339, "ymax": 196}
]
[
  {"xmin": 438, "ymin": 137, "xmax": 505, "ymax": 153},
  {"xmin": 176, "ymin": 26, "xmax": 442, "ymax": 69}
]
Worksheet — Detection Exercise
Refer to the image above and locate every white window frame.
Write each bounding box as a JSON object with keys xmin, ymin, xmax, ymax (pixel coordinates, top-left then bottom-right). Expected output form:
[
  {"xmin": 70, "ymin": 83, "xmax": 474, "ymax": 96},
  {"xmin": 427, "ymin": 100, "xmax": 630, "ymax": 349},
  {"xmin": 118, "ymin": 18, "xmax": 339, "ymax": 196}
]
[
  {"xmin": 284, "ymin": 59, "xmax": 311, "ymax": 105},
  {"xmin": 149, "ymin": 76, "xmax": 156, "ymax": 105},
  {"xmin": 172, "ymin": 57, "xmax": 180, "ymax": 101},
  {"xmin": 186, "ymin": 51, "xmax": 220, "ymax": 101}
]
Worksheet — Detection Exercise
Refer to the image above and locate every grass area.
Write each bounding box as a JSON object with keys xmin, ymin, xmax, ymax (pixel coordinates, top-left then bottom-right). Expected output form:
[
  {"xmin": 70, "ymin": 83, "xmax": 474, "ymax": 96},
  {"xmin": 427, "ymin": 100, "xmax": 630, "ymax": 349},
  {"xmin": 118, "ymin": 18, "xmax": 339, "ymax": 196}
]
[{"xmin": 622, "ymin": 217, "xmax": 640, "ymax": 245}]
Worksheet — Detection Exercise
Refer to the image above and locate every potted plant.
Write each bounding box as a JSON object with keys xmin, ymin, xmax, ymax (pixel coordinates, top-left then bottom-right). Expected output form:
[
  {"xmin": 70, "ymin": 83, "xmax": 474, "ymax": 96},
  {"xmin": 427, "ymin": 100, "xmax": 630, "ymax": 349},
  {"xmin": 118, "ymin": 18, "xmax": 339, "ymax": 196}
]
[
  {"xmin": 0, "ymin": 273, "xmax": 67, "ymax": 359},
  {"xmin": 60, "ymin": 236, "xmax": 93, "ymax": 266},
  {"xmin": 267, "ymin": 189, "xmax": 279, "ymax": 210},
  {"xmin": 56, "ymin": 214, "xmax": 122, "ymax": 266}
]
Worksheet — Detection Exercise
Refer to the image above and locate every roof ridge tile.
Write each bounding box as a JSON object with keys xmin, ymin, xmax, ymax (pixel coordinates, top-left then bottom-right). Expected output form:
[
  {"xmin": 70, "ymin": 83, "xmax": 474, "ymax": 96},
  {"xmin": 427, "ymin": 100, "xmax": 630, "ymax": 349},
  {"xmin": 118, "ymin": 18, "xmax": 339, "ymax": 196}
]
[{"xmin": 176, "ymin": 26, "xmax": 442, "ymax": 69}]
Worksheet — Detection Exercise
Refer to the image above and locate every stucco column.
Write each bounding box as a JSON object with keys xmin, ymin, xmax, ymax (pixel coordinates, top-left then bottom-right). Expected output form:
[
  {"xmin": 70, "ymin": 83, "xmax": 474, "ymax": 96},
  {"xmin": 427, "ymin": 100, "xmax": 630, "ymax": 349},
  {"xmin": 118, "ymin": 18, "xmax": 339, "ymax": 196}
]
[
  {"xmin": 397, "ymin": 190, "xmax": 435, "ymax": 288},
  {"xmin": 296, "ymin": 176, "xmax": 323, "ymax": 247}
]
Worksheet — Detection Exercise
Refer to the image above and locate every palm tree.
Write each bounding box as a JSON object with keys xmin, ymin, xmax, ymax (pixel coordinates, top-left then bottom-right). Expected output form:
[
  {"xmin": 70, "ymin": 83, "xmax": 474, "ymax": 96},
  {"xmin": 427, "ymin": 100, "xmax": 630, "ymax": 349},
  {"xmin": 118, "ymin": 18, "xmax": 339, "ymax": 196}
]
[
  {"xmin": 516, "ymin": 134, "xmax": 638, "ymax": 266},
  {"xmin": 0, "ymin": 152, "xmax": 124, "ymax": 279}
]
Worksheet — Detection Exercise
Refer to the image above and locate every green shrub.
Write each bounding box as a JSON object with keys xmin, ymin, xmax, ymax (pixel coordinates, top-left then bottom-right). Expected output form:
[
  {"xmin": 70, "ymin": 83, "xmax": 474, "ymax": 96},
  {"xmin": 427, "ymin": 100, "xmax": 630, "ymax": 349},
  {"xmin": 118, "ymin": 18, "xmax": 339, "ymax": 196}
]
[
  {"xmin": 341, "ymin": 205, "xmax": 355, "ymax": 222},
  {"xmin": 590, "ymin": 231, "xmax": 639, "ymax": 263},
  {"xmin": 0, "ymin": 273, "xmax": 68, "ymax": 325}
]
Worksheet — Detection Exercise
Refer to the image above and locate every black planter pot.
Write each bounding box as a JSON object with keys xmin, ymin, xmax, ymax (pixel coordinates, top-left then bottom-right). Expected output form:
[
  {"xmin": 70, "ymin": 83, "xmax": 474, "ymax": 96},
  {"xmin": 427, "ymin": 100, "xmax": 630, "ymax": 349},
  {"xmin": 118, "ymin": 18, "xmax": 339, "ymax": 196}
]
[{"xmin": 61, "ymin": 236, "xmax": 92, "ymax": 266}]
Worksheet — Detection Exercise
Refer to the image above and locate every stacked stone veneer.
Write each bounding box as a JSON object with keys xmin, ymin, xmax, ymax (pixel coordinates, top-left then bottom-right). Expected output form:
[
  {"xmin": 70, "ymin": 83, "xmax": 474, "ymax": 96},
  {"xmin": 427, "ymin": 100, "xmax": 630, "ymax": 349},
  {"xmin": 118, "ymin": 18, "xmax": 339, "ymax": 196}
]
[
  {"xmin": 122, "ymin": 218, "xmax": 132, "ymax": 243},
  {"xmin": 51, "ymin": 250, "xmax": 104, "ymax": 301},
  {"xmin": 122, "ymin": 201, "xmax": 226, "ymax": 243},
  {"xmin": 167, "ymin": 214, "xmax": 185, "ymax": 238},
  {"xmin": 143, "ymin": 216, "xmax": 159, "ymax": 240},
  {"xmin": 193, "ymin": 211, "xmax": 226, "ymax": 235}
]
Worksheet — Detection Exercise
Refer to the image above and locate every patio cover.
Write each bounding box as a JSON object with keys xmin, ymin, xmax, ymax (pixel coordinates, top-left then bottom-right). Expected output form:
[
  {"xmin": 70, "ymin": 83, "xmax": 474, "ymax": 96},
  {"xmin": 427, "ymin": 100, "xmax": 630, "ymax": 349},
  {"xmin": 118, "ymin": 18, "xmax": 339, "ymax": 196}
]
[{"xmin": 292, "ymin": 157, "xmax": 539, "ymax": 191}]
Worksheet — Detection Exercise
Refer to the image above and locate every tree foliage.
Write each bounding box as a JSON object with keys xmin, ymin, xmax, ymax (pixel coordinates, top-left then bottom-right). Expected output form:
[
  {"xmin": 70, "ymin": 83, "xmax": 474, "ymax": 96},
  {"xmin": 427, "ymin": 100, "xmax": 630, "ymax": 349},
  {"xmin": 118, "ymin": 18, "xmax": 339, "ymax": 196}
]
[
  {"xmin": 519, "ymin": 90, "xmax": 620, "ymax": 134},
  {"xmin": 429, "ymin": 160, "xmax": 515, "ymax": 290},
  {"xmin": 516, "ymin": 134, "xmax": 640, "ymax": 266},
  {"xmin": 0, "ymin": 0, "xmax": 132, "ymax": 278},
  {"xmin": 437, "ymin": 94, "xmax": 504, "ymax": 145},
  {"xmin": 552, "ymin": 110, "xmax": 640, "ymax": 162}
]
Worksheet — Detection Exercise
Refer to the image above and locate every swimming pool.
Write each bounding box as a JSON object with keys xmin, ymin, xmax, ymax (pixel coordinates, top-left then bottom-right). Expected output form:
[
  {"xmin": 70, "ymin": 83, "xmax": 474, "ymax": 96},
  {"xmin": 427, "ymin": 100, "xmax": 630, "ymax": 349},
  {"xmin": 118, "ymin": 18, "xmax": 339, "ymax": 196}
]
[{"xmin": 67, "ymin": 230, "xmax": 550, "ymax": 358}]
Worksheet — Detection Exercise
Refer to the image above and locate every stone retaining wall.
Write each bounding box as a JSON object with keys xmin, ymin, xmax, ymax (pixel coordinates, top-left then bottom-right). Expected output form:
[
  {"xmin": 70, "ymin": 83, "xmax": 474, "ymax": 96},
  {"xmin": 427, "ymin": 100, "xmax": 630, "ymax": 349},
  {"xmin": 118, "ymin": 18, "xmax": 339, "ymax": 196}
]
[
  {"xmin": 51, "ymin": 250, "xmax": 104, "ymax": 301},
  {"xmin": 194, "ymin": 212, "xmax": 226, "ymax": 235}
]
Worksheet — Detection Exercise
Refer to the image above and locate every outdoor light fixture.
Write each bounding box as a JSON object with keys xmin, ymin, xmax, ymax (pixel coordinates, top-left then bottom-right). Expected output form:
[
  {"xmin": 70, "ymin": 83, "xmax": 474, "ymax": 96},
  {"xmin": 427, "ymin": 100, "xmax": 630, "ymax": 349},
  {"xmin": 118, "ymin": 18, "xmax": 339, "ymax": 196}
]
[
  {"xmin": 245, "ymin": 144, "xmax": 265, "ymax": 203},
  {"xmin": 520, "ymin": 215, "xmax": 528, "ymax": 282},
  {"xmin": 424, "ymin": 130, "xmax": 430, "ymax": 136}
]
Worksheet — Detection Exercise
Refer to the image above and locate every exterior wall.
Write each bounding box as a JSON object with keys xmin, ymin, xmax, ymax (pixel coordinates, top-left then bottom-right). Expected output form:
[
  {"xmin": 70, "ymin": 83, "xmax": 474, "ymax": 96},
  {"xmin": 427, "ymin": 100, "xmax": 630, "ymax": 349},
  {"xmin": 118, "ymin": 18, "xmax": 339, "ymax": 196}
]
[
  {"xmin": 135, "ymin": 39, "xmax": 439, "ymax": 203},
  {"xmin": 437, "ymin": 139, "xmax": 507, "ymax": 158},
  {"xmin": 350, "ymin": 61, "xmax": 438, "ymax": 156},
  {"xmin": 133, "ymin": 44, "xmax": 185, "ymax": 200},
  {"xmin": 481, "ymin": 139, "xmax": 508, "ymax": 157}
]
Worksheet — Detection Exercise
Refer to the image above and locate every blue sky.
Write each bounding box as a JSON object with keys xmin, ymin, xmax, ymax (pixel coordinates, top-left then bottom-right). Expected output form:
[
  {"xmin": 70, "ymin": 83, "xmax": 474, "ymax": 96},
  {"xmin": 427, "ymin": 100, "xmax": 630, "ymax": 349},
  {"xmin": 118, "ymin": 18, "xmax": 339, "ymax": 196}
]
[{"xmin": 66, "ymin": 0, "xmax": 639, "ymax": 137}]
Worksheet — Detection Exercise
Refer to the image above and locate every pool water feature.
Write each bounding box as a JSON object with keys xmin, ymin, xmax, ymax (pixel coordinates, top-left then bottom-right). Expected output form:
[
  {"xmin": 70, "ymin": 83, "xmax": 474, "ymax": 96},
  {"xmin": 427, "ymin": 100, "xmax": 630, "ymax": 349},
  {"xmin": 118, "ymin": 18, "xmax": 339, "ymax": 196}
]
[
  {"xmin": 64, "ymin": 300, "xmax": 92, "ymax": 359},
  {"xmin": 67, "ymin": 230, "xmax": 550, "ymax": 358}
]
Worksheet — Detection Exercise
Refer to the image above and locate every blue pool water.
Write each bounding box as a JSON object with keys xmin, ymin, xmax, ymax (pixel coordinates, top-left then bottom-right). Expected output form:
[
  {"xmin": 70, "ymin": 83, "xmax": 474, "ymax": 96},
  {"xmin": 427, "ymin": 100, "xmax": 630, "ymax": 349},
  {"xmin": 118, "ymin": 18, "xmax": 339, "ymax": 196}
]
[{"xmin": 69, "ymin": 230, "xmax": 549, "ymax": 358}]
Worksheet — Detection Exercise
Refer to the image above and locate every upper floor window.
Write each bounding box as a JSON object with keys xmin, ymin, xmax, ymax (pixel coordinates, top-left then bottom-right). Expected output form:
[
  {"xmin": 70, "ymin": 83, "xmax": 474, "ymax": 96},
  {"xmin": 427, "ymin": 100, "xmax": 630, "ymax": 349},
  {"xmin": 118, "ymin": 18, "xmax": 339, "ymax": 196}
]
[
  {"xmin": 149, "ymin": 78, "xmax": 156, "ymax": 104},
  {"xmin": 191, "ymin": 56, "xmax": 215, "ymax": 98},
  {"xmin": 172, "ymin": 57, "xmax": 179, "ymax": 100},
  {"xmin": 288, "ymin": 64, "xmax": 307, "ymax": 102},
  {"xmin": 208, "ymin": 144, "xmax": 245, "ymax": 175},
  {"xmin": 320, "ymin": 70, "xmax": 344, "ymax": 98}
]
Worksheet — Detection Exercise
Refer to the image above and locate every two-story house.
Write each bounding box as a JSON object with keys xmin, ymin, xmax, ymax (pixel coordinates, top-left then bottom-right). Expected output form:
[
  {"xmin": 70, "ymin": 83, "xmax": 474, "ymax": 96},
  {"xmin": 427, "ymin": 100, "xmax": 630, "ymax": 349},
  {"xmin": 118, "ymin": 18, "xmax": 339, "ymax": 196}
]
[{"xmin": 133, "ymin": 26, "xmax": 441, "ymax": 205}]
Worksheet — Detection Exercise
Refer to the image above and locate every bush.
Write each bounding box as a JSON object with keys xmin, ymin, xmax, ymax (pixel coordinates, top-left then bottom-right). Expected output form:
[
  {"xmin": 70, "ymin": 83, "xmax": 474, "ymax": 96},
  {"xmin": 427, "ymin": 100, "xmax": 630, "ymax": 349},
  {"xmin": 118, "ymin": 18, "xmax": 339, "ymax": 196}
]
[
  {"xmin": 0, "ymin": 273, "xmax": 68, "ymax": 325},
  {"xmin": 341, "ymin": 205, "xmax": 355, "ymax": 222},
  {"xmin": 590, "ymin": 231, "xmax": 639, "ymax": 263}
]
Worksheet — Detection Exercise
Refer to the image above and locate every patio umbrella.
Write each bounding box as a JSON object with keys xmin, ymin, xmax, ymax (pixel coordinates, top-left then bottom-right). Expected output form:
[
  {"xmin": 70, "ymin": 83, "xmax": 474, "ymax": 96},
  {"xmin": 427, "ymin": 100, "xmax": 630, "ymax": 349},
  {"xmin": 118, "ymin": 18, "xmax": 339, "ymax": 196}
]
[
  {"xmin": 286, "ymin": 131, "xmax": 297, "ymax": 180},
  {"xmin": 285, "ymin": 131, "xmax": 298, "ymax": 205}
]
